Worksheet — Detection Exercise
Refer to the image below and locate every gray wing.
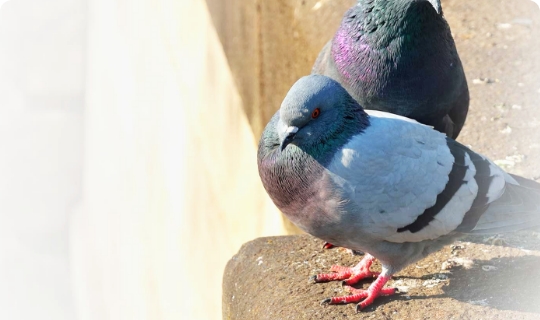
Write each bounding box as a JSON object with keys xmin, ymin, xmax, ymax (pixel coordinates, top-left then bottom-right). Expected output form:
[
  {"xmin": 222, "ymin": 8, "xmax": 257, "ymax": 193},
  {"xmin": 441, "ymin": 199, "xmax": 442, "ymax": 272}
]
[
  {"xmin": 327, "ymin": 113, "xmax": 540, "ymax": 243},
  {"xmin": 326, "ymin": 116, "xmax": 479, "ymax": 243}
]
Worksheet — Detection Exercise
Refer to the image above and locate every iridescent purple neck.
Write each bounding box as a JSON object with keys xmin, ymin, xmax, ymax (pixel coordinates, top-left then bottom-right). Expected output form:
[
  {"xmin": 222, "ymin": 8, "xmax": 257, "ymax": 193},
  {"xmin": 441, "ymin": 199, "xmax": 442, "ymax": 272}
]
[{"xmin": 332, "ymin": 25, "xmax": 380, "ymax": 86}]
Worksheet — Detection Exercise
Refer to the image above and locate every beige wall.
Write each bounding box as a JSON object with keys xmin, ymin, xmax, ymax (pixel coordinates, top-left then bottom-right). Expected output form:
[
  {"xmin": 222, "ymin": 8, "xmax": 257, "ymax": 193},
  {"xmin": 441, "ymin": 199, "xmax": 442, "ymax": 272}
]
[{"xmin": 72, "ymin": 0, "xmax": 285, "ymax": 319}]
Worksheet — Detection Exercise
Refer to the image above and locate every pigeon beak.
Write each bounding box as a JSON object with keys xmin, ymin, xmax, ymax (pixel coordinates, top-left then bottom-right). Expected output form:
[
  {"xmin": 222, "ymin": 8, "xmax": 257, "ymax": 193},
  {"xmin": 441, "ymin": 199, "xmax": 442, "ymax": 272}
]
[{"xmin": 280, "ymin": 126, "xmax": 299, "ymax": 151}]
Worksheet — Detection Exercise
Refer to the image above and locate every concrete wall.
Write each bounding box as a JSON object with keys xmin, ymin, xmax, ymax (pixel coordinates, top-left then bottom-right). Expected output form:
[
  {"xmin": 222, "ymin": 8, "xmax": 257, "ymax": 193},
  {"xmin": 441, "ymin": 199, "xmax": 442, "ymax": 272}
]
[{"xmin": 72, "ymin": 0, "xmax": 290, "ymax": 319}]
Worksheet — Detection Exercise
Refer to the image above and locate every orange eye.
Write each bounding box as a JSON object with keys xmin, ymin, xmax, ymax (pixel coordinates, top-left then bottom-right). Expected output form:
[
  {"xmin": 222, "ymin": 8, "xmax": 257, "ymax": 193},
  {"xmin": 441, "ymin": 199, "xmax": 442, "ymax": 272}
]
[{"xmin": 311, "ymin": 108, "xmax": 321, "ymax": 119}]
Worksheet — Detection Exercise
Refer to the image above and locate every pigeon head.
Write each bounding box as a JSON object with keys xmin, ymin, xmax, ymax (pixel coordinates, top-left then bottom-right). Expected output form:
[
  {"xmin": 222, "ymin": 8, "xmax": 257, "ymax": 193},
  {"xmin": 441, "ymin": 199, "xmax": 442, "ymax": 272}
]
[{"xmin": 277, "ymin": 75, "xmax": 369, "ymax": 153}]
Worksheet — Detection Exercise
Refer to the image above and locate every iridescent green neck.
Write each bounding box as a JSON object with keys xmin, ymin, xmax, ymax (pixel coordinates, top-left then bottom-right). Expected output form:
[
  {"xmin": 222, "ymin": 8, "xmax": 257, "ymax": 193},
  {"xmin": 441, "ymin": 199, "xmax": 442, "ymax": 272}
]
[{"xmin": 299, "ymin": 103, "xmax": 369, "ymax": 166}]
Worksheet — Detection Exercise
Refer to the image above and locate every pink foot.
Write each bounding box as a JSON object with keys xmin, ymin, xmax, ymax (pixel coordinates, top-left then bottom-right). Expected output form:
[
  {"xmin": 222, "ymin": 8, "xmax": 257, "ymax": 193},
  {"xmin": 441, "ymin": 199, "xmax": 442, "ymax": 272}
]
[
  {"xmin": 311, "ymin": 254, "xmax": 378, "ymax": 285},
  {"xmin": 321, "ymin": 274, "xmax": 396, "ymax": 312}
]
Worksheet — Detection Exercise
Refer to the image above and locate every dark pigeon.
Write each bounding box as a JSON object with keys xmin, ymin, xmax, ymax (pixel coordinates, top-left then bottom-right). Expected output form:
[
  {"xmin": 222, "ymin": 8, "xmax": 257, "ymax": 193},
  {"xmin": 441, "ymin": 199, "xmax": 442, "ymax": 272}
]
[{"xmin": 312, "ymin": 0, "xmax": 469, "ymax": 138}]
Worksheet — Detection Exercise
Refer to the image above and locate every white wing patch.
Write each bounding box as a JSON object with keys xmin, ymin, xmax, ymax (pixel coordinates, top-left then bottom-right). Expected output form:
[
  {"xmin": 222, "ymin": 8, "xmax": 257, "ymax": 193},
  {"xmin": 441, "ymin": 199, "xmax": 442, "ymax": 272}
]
[
  {"xmin": 365, "ymin": 109, "xmax": 430, "ymax": 127},
  {"xmin": 327, "ymin": 115, "xmax": 478, "ymax": 243}
]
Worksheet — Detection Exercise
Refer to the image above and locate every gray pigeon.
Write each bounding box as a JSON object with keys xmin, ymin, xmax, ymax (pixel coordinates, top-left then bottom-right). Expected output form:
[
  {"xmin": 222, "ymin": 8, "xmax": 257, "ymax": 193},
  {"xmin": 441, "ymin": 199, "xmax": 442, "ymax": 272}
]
[
  {"xmin": 313, "ymin": 0, "xmax": 469, "ymax": 139},
  {"xmin": 257, "ymin": 75, "xmax": 540, "ymax": 311}
]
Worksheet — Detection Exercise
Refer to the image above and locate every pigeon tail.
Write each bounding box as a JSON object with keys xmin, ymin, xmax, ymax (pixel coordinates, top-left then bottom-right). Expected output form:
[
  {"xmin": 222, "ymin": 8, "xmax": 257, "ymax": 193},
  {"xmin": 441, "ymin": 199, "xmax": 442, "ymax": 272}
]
[{"xmin": 464, "ymin": 174, "xmax": 540, "ymax": 234}]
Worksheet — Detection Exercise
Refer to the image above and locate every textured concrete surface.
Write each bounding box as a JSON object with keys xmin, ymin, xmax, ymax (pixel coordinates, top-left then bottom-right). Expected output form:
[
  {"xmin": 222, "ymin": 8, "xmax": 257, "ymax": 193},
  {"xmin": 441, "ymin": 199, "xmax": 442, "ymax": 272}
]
[
  {"xmin": 448, "ymin": 0, "xmax": 540, "ymax": 178},
  {"xmin": 224, "ymin": 234, "xmax": 540, "ymax": 319}
]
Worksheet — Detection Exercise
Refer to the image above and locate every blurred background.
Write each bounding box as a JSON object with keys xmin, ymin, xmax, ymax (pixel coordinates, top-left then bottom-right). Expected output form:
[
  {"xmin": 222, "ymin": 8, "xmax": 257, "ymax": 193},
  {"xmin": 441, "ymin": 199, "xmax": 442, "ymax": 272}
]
[{"xmin": 0, "ymin": 0, "xmax": 538, "ymax": 319}]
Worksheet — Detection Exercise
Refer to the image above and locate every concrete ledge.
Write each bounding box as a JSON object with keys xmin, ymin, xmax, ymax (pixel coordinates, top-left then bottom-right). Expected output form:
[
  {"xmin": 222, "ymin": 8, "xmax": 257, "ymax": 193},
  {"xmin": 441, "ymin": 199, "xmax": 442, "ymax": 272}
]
[{"xmin": 223, "ymin": 234, "xmax": 540, "ymax": 319}]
